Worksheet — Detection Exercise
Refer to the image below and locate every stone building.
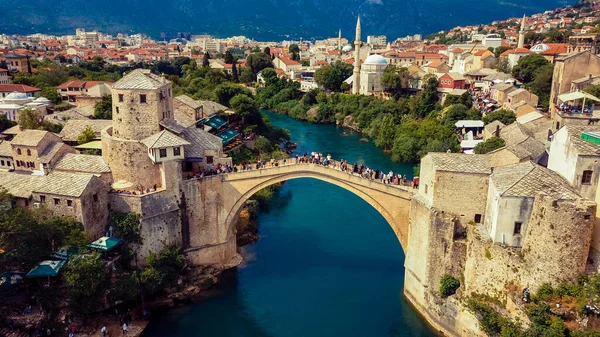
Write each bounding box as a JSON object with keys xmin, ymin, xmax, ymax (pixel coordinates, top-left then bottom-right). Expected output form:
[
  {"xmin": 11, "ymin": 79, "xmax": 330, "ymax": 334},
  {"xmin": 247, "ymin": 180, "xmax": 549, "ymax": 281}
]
[
  {"xmin": 10, "ymin": 130, "xmax": 74, "ymax": 175},
  {"xmin": 549, "ymin": 51, "xmax": 600, "ymax": 131},
  {"xmin": 567, "ymin": 34, "xmax": 600, "ymax": 54}
]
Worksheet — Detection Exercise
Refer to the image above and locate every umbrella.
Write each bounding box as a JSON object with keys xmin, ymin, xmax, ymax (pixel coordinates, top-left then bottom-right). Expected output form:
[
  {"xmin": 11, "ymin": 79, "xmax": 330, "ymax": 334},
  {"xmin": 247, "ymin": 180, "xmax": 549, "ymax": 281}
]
[
  {"xmin": 88, "ymin": 236, "xmax": 123, "ymax": 252},
  {"xmin": 112, "ymin": 180, "xmax": 134, "ymax": 190},
  {"xmin": 52, "ymin": 246, "xmax": 79, "ymax": 260},
  {"xmin": 26, "ymin": 260, "xmax": 66, "ymax": 279}
]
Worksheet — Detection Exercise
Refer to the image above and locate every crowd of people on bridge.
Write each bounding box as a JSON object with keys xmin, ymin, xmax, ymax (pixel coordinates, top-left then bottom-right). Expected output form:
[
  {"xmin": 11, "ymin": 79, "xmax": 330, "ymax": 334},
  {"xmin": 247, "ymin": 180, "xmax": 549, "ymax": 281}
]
[{"xmin": 186, "ymin": 151, "xmax": 419, "ymax": 189}]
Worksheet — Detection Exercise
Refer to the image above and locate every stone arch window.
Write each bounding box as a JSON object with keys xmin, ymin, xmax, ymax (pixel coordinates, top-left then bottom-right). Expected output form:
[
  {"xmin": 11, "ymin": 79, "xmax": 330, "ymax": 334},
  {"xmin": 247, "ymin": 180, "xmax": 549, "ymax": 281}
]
[
  {"xmin": 27, "ymin": 149, "xmax": 31, "ymax": 156},
  {"xmin": 17, "ymin": 148, "xmax": 21, "ymax": 155}
]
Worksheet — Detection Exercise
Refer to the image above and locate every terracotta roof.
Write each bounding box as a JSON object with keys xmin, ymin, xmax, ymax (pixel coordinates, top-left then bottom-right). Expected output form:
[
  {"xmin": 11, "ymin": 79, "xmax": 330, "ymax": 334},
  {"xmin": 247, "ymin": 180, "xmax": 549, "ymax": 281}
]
[
  {"xmin": 539, "ymin": 43, "xmax": 568, "ymax": 55},
  {"xmin": 0, "ymin": 84, "xmax": 40, "ymax": 93},
  {"xmin": 451, "ymin": 48, "xmax": 464, "ymax": 53},
  {"xmin": 278, "ymin": 57, "xmax": 300, "ymax": 66},
  {"xmin": 56, "ymin": 81, "xmax": 86, "ymax": 89}
]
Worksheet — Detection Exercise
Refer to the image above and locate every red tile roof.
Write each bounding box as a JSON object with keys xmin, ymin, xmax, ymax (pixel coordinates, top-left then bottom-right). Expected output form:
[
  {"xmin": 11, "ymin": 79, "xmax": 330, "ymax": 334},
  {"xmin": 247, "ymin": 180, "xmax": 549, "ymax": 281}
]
[
  {"xmin": 0, "ymin": 84, "xmax": 40, "ymax": 93},
  {"xmin": 278, "ymin": 57, "xmax": 300, "ymax": 66}
]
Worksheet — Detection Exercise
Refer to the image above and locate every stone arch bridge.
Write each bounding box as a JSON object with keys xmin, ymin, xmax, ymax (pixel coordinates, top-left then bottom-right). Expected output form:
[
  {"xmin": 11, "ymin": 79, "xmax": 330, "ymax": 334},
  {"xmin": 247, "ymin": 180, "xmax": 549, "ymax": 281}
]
[{"xmin": 221, "ymin": 160, "xmax": 415, "ymax": 251}]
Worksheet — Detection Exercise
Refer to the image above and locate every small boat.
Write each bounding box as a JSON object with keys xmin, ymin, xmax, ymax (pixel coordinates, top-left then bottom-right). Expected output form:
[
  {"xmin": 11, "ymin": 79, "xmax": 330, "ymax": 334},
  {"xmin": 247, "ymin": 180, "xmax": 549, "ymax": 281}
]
[{"xmin": 285, "ymin": 141, "xmax": 297, "ymax": 149}]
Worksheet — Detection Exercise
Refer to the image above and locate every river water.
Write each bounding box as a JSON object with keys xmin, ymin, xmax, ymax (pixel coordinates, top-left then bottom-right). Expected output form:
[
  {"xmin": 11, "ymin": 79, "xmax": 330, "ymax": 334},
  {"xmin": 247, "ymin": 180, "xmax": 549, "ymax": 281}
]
[{"xmin": 142, "ymin": 111, "xmax": 436, "ymax": 337}]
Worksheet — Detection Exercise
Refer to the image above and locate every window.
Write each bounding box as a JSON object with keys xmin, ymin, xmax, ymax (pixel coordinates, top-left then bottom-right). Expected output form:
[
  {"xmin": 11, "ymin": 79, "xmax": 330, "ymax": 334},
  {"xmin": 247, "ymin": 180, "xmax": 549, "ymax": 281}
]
[
  {"xmin": 116, "ymin": 107, "xmax": 119, "ymax": 114},
  {"xmin": 513, "ymin": 222, "xmax": 522, "ymax": 235},
  {"xmin": 206, "ymin": 156, "xmax": 214, "ymax": 164},
  {"xmin": 26, "ymin": 149, "xmax": 31, "ymax": 156},
  {"xmin": 159, "ymin": 148, "xmax": 167, "ymax": 158},
  {"xmin": 582, "ymin": 170, "xmax": 593, "ymax": 184},
  {"xmin": 424, "ymin": 184, "xmax": 428, "ymax": 193},
  {"xmin": 474, "ymin": 214, "xmax": 482, "ymax": 223},
  {"xmin": 118, "ymin": 94, "xmax": 124, "ymax": 102},
  {"xmin": 0, "ymin": 160, "xmax": 4, "ymax": 166},
  {"xmin": 40, "ymin": 195, "xmax": 46, "ymax": 203},
  {"xmin": 140, "ymin": 94, "xmax": 147, "ymax": 103},
  {"xmin": 16, "ymin": 148, "xmax": 21, "ymax": 155},
  {"xmin": 173, "ymin": 147, "xmax": 181, "ymax": 156},
  {"xmin": 67, "ymin": 200, "xmax": 73, "ymax": 207},
  {"xmin": 54, "ymin": 198, "xmax": 60, "ymax": 205},
  {"xmin": 93, "ymin": 194, "xmax": 98, "ymax": 202}
]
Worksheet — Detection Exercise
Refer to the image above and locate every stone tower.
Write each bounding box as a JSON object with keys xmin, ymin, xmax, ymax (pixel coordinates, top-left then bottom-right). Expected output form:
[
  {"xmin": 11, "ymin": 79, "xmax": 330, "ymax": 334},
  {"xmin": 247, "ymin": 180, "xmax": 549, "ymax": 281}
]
[
  {"xmin": 518, "ymin": 14, "xmax": 527, "ymax": 49},
  {"xmin": 111, "ymin": 69, "xmax": 174, "ymax": 141},
  {"xmin": 352, "ymin": 15, "xmax": 362, "ymax": 95}
]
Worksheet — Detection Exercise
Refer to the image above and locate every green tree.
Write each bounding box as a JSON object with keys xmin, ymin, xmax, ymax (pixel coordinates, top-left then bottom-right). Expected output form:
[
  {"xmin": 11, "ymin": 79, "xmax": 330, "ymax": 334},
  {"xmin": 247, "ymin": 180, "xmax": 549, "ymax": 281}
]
[
  {"xmin": 493, "ymin": 46, "xmax": 511, "ymax": 58},
  {"xmin": 110, "ymin": 212, "xmax": 142, "ymax": 244},
  {"xmin": 232, "ymin": 62, "xmax": 239, "ymax": 82},
  {"xmin": 63, "ymin": 253, "xmax": 107, "ymax": 314},
  {"xmin": 375, "ymin": 114, "xmax": 396, "ymax": 150},
  {"xmin": 382, "ymin": 66, "xmax": 411, "ymax": 97},
  {"xmin": 417, "ymin": 75, "xmax": 440, "ymax": 118},
  {"xmin": 202, "ymin": 52, "xmax": 211, "ymax": 67},
  {"xmin": 526, "ymin": 63, "xmax": 554, "ymax": 111},
  {"xmin": 474, "ymin": 137, "xmax": 505, "ymax": 154},
  {"xmin": 214, "ymin": 83, "xmax": 252, "ymax": 106},
  {"xmin": 77, "ymin": 125, "xmax": 96, "ymax": 145},
  {"xmin": 224, "ymin": 51, "xmax": 234, "ymax": 64},
  {"xmin": 263, "ymin": 47, "xmax": 271, "ymax": 56},
  {"xmin": 254, "ymin": 135, "xmax": 273, "ymax": 154},
  {"xmin": 239, "ymin": 67, "xmax": 255, "ymax": 83},
  {"xmin": 483, "ymin": 109, "xmax": 516, "ymax": 125},
  {"xmin": 246, "ymin": 52, "xmax": 274, "ymax": 75},
  {"xmin": 314, "ymin": 61, "xmax": 353, "ymax": 92},
  {"xmin": 0, "ymin": 114, "xmax": 16, "ymax": 133},
  {"xmin": 39, "ymin": 86, "xmax": 62, "ymax": 104},
  {"xmin": 230, "ymin": 94, "xmax": 258, "ymax": 118},
  {"xmin": 94, "ymin": 94, "xmax": 112, "ymax": 119},
  {"xmin": 512, "ymin": 53, "xmax": 550, "ymax": 83},
  {"xmin": 17, "ymin": 107, "xmax": 42, "ymax": 129},
  {"xmin": 288, "ymin": 44, "xmax": 300, "ymax": 54}
]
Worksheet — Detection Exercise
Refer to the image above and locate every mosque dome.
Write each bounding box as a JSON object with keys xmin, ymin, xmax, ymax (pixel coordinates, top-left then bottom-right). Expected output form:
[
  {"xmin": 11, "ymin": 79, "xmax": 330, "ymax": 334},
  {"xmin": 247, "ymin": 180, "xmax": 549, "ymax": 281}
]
[
  {"xmin": 4, "ymin": 92, "xmax": 28, "ymax": 100},
  {"xmin": 342, "ymin": 45, "xmax": 353, "ymax": 53},
  {"xmin": 364, "ymin": 54, "xmax": 387, "ymax": 65},
  {"xmin": 530, "ymin": 43, "xmax": 550, "ymax": 53},
  {"xmin": 34, "ymin": 97, "xmax": 52, "ymax": 104}
]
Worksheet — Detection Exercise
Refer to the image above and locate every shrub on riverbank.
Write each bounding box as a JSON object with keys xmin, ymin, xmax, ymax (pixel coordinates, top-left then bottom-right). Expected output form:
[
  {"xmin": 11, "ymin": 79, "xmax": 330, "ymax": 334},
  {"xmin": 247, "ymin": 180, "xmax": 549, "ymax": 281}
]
[{"xmin": 440, "ymin": 274, "xmax": 460, "ymax": 298}]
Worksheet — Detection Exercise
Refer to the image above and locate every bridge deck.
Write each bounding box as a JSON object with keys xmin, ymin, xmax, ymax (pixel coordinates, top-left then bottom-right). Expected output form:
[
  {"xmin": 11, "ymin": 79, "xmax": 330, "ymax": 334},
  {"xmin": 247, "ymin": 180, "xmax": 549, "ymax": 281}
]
[{"xmin": 221, "ymin": 159, "xmax": 416, "ymax": 198}]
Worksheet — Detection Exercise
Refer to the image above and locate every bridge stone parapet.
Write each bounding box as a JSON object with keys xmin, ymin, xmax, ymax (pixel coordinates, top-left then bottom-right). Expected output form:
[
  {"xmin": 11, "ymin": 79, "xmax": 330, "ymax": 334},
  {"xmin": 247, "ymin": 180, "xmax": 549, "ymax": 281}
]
[{"xmin": 220, "ymin": 160, "xmax": 414, "ymax": 251}]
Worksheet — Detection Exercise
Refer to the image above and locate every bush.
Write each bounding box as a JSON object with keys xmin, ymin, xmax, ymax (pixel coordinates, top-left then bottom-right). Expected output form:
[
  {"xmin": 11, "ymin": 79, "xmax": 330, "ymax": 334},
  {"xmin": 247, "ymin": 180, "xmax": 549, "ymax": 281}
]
[
  {"xmin": 535, "ymin": 283, "xmax": 554, "ymax": 301},
  {"xmin": 467, "ymin": 299, "xmax": 504, "ymax": 335},
  {"xmin": 474, "ymin": 137, "xmax": 505, "ymax": 154},
  {"xmin": 54, "ymin": 102, "xmax": 75, "ymax": 111},
  {"xmin": 440, "ymin": 273, "xmax": 460, "ymax": 298}
]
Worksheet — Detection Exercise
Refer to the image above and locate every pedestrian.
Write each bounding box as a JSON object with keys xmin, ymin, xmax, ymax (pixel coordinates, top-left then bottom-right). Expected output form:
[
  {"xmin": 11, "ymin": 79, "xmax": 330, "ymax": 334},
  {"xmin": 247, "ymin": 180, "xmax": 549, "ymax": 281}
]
[
  {"xmin": 122, "ymin": 323, "xmax": 128, "ymax": 335},
  {"xmin": 101, "ymin": 326, "xmax": 107, "ymax": 337}
]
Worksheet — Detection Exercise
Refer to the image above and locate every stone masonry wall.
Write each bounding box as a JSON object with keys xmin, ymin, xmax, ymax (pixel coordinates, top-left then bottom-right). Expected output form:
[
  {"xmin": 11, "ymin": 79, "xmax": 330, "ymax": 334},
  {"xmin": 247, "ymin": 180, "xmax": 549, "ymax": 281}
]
[{"xmin": 521, "ymin": 195, "xmax": 596, "ymax": 290}]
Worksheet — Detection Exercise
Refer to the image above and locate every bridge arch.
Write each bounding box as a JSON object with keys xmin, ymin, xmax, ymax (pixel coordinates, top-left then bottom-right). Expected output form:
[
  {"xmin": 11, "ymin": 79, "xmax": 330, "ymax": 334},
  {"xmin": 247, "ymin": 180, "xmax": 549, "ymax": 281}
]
[{"xmin": 221, "ymin": 163, "xmax": 413, "ymax": 252}]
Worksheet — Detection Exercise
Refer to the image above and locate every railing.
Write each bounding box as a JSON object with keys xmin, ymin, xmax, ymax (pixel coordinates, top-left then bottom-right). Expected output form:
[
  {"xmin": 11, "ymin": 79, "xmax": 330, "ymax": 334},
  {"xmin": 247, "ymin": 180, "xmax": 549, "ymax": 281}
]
[{"xmin": 221, "ymin": 158, "xmax": 416, "ymax": 191}]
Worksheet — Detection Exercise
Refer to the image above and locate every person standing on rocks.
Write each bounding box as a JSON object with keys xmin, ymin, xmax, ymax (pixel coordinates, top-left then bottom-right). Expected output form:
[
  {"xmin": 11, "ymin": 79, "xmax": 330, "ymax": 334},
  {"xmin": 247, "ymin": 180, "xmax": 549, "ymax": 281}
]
[{"xmin": 122, "ymin": 323, "xmax": 128, "ymax": 335}]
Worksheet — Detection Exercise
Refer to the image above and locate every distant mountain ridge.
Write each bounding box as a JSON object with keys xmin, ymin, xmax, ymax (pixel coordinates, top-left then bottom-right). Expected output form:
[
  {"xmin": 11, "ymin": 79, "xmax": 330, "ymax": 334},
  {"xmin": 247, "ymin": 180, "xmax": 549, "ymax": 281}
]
[{"xmin": 1, "ymin": 0, "xmax": 567, "ymax": 41}]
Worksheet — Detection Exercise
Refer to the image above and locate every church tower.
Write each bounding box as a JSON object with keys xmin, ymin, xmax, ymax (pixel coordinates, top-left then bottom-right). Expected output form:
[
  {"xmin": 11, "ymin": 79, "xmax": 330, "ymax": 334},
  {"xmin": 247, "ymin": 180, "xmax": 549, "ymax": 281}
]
[
  {"xmin": 518, "ymin": 14, "xmax": 527, "ymax": 49},
  {"xmin": 352, "ymin": 15, "xmax": 361, "ymax": 95}
]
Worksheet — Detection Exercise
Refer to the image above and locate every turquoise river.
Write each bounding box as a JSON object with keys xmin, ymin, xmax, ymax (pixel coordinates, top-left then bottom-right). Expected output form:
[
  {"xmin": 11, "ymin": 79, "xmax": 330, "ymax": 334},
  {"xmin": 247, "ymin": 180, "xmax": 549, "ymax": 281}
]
[{"xmin": 142, "ymin": 111, "xmax": 437, "ymax": 337}]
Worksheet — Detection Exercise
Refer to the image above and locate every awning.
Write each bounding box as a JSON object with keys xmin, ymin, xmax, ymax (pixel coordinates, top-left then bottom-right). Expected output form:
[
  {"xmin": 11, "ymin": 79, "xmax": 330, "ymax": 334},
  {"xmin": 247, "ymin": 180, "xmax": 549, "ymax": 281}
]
[
  {"xmin": 26, "ymin": 260, "xmax": 66, "ymax": 278},
  {"xmin": 112, "ymin": 180, "xmax": 133, "ymax": 190},
  {"xmin": 88, "ymin": 236, "xmax": 123, "ymax": 252},
  {"xmin": 216, "ymin": 129, "xmax": 240, "ymax": 144},
  {"xmin": 455, "ymin": 120, "xmax": 484, "ymax": 128},
  {"xmin": 558, "ymin": 91, "xmax": 600, "ymax": 103},
  {"xmin": 53, "ymin": 246, "xmax": 78, "ymax": 260},
  {"xmin": 74, "ymin": 140, "xmax": 103, "ymax": 150},
  {"xmin": 204, "ymin": 116, "xmax": 227, "ymax": 130},
  {"xmin": 460, "ymin": 139, "xmax": 484, "ymax": 149}
]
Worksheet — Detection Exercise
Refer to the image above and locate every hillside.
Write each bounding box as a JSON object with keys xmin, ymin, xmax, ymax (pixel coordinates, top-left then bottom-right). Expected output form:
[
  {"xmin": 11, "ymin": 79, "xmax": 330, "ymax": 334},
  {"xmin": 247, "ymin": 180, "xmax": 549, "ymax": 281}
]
[{"xmin": 1, "ymin": 0, "xmax": 566, "ymax": 41}]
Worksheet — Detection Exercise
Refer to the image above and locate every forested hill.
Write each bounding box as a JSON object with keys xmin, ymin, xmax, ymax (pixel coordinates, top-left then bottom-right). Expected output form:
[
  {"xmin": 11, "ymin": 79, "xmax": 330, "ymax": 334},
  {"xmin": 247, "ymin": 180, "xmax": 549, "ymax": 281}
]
[{"xmin": 2, "ymin": 0, "xmax": 565, "ymax": 41}]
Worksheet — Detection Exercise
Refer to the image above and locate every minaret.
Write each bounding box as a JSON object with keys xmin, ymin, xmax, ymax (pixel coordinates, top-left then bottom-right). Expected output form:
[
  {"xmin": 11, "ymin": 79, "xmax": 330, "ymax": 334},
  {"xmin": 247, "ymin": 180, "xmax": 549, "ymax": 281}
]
[
  {"xmin": 518, "ymin": 14, "xmax": 526, "ymax": 49},
  {"xmin": 352, "ymin": 15, "xmax": 361, "ymax": 95},
  {"xmin": 338, "ymin": 29, "xmax": 342, "ymax": 50}
]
